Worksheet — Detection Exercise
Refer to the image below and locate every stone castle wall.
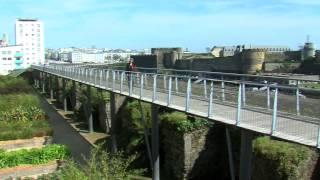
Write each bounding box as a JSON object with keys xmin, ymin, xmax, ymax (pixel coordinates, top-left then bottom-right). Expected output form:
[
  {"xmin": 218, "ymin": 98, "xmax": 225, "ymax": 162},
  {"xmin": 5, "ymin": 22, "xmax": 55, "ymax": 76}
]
[{"xmin": 132, "ymin": 48, "xmax": 303, "ymax": 74}]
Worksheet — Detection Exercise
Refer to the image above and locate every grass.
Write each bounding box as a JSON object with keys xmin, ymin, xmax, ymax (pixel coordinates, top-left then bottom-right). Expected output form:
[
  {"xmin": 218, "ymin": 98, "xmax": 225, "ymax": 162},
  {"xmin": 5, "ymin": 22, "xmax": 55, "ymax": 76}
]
[
  {"xmin": 0, "ymin": 144, "xmax": 69, "ymax": 169},
  {"xmin": 0, "ymin": 94, "xmax": 40, "ymax": 113},
  {"xmin": 0, "ymin": 120, "xmax": 53, "ymax": 141},
  {"xmin": 0, "ymin": 75, "xmax": 31, "ymax": 94}
]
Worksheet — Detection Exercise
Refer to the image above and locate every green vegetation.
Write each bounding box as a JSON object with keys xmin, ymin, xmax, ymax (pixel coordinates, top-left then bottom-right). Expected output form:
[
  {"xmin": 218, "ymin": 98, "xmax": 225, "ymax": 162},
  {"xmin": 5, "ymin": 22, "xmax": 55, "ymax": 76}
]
[
  {"xmin": 36, "ymin": 146, "xmax": 144, "ymax": 180},
  {"xmin": 0, "ymin": 76, "xmax": 31, "ymax": 94},
  {"xmin": 253, "ymin": 136, "xmax": 312, "ymax": 180},
  {"xmin": 302, "ymin": 83, "xmax": 320, "ymax": 90},
  {"xmin": 0, "ymin": 77, "xmax": 52, "ymax": 141},
  {"xmin": 160, "ymin": 111, "xmax": 211, "ymax": 133},
  {"xmin": 0, "ymin": 144, "xmax": 69, "ymax": 168}
]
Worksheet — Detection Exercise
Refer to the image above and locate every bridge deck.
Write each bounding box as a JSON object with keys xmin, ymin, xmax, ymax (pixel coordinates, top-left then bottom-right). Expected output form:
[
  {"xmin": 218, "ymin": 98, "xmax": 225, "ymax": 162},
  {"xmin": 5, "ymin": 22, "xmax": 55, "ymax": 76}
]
[{"xmin": 33, "ymin": 66, "xmax": 320, "ymax": 148}]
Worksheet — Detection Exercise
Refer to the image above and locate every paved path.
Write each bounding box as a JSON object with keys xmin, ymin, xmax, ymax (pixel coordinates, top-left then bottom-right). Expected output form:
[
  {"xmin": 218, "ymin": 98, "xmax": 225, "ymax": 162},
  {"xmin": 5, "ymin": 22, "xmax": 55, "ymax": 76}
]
[{"xmin": 38, "ymin": 95, "xmax": 93, "ymax": 165}]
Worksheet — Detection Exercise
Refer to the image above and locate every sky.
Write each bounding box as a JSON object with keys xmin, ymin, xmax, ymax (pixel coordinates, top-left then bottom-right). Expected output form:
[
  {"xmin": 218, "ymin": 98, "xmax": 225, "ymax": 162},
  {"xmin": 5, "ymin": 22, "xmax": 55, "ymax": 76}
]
[{"xmin": 0, "ymin": 0, "xmax": 319, "ymax": 52}]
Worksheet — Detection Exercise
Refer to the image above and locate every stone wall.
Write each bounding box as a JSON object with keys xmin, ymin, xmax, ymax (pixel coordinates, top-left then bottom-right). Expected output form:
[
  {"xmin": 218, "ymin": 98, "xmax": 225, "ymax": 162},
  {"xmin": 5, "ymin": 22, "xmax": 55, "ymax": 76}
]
[
  {"xmin": 264, "ymin": 62, "xmax": 301, "ymax": 73},
  {"xmin": 161, "ymin": 126, "xmax": 217, "ymax": 180}
]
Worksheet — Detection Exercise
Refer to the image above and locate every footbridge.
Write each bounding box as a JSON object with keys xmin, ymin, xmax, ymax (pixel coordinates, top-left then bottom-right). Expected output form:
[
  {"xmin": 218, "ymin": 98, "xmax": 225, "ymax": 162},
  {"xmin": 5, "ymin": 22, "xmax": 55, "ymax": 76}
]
[{"xmin": 32, "ymin": 64, "xmax": 320, "ymax": 180}]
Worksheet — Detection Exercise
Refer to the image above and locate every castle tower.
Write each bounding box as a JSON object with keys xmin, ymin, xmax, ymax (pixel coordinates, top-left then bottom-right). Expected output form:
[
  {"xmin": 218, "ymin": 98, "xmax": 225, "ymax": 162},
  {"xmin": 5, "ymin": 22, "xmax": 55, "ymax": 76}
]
[
  {"xmin": 302, "ymin": 36, "xmax": 315, "ymax": 61},
  {"xmin": 241, "ymin": 49, "xmax": 266, "ymax": 74}
]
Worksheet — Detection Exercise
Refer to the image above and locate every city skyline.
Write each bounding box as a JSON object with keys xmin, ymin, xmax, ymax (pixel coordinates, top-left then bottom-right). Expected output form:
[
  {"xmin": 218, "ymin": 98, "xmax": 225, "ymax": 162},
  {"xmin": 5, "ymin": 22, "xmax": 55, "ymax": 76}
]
[{"xmin": 0, "ymin": 0, "xmax": 319, "ymax": 51}]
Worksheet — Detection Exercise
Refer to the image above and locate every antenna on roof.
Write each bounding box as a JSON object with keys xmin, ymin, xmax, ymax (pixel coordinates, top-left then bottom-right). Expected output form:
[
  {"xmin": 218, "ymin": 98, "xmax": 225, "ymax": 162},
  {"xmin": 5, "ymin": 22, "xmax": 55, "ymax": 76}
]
[{"xmin": 306, "ymin": 35, "xmax": 310, "ymax": 43}]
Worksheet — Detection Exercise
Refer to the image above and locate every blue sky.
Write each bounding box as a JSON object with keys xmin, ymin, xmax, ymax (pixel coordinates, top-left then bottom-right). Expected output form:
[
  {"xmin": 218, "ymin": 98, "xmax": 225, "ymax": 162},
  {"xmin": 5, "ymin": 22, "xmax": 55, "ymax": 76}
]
[{"xmin": 0, "ymin": 0, "xmax": 319, "ymax": 51}]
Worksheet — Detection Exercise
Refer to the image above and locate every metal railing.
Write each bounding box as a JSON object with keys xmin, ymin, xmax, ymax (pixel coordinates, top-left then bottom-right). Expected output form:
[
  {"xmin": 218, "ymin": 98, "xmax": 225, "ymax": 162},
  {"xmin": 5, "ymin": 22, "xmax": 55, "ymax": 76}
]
[{"xmin": 32, "ymin": 64, "xmax": 320, "ymax": 148}]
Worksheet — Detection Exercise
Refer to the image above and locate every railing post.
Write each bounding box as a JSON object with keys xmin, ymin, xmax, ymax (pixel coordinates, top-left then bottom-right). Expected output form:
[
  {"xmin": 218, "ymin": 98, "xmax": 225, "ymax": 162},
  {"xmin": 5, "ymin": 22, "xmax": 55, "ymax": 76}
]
[
  {"xmin": 296, "ymin": 81, "xmax": 300, "ymax": 115},
  {"xmin": 167, "ymin": 76, "xmax": 172, "ymax": 106},
  {"xmin": 208, "ymin": 81, "xmax": 214, "ymax": 118},
  {"xmin": 236, "ymin": 83, "xmax": 242, "ymax": 126},
  {"xmin": 129, "ymin": 73, "xmax": 133, "ymax": 96},
  {"xmin": 185, "ymin": 78, "xmax": 191, "ymax": 112},
  {"xmin": 267, "ymin": 85, "xmax": 271, "ymax": 110},
  {"xmin": 163, "ymin": 75, "xmax": 167, "ymax": 90},
  {"xmin": 204, "ymin": 79, "xmax": 207, "ymax": 98},
  {"xmin": 112, "ymin": 71, "xmax": 116, "ymax": 91},
  {"xmin": 106, "ymin": 70, "xmax": 110, "ymax": 89},
  {"xmin": 120, "ymin": 71, "xmax": 124, "ymax": 93},
  {"xmin": 221, "ymin": 77, "xmax": 225, "ymax": 101},
  {"xmin": 99, "ymin": 69, "xmax": 103, "ymax": 86},
  {"xmin": 175, "ymin": 77, "xmax": 179, "ymax": 93},
  {"xmin": 271, "ymin": 88, "xmax": 278, "ymax": 135},
  {"xmin": 317, "ymin": 125, "xmax": 320, "ymax": 148},
  {"xmin": 152, "ymin": 75, "xmax": 157, "ymax": 102},
  {"xmin": 242, "ymin": 83, "xmax": 246, "ymax": 106},
  {"xmin": 140, "ymin": 74, "xmax": 144, "ymax": 99}
]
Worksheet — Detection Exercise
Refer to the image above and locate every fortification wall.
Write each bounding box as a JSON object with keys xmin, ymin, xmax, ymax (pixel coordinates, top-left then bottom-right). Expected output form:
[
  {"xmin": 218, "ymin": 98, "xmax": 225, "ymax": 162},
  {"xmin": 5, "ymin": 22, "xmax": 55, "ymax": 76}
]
[
  {"xmin": 241, "ymin": 49, "xmax": 266, "ymax": 74},
  {"xmin": 131, "ymin": 55, "xmax": 157, "ymax": 68},
  {"xmin": 265, "ymin": 51, "xmax": 301, "ymax": 62}
]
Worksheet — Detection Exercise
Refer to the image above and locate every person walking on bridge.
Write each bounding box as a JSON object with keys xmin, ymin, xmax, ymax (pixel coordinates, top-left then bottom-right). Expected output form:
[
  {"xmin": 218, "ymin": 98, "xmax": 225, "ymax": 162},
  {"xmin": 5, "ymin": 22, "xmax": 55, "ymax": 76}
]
[{"xmin": 126, "ymin": 58, "xmax": 136, "ymax": 89}]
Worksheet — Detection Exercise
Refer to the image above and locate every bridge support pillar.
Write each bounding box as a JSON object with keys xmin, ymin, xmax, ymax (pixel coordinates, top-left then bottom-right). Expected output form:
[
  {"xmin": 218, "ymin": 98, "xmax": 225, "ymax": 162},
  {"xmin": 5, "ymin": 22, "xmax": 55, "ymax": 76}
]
[
  {"xmin": 151, "ymin": 104, "xmax": 160, "ymax": 180},
  {"xmin": 86, "ymin": 85, "xmax": 94, "ymax": 133},
  {"xmin": 62, "ymin": 78, "xmax": 67, "ymax": 112},
  {"xmin": 49, "ymin": 75, "xmax": 54, "ymax": 100},
  {"xmin": 239, "ymin": 130, "xmax": 253, "ymax": 180},
  {"xmin": 54, "ymin": 76, "xmax": 60, "ymax": 101},
  {"xmin": 110, "ymin": 92, "xmax": 117, "ymax": 153},
  {"xmin": 98, "ymin": 89, "xmax": 110, "ymax": 133},
  {"xmin": 41, "ymin": 72, "xmax": 46, "ymax": 93}
]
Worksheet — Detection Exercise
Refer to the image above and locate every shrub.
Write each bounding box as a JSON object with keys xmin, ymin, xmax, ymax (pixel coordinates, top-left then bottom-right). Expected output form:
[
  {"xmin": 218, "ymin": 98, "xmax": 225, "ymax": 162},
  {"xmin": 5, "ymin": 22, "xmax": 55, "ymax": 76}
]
[
  {"xmin": 160, "ymin": 111, "xmax": 212, "ymax": 133},
  {"xmin": 0, "ymin": 76, "xmax": 31, "ymax": 94},
  {"xmin": 253, "ymin": 136, "xmax": 311, "ymax": 180},
  {"xmin": 0, "ymin": 106, "xmax": 45, "ymax": 122},
  {"xmin": 0, "ymin": 119, "xmax": 53, "ymax": 141},
  {"xmin": 0, "ymin": 144, "xmax": 70, "ymax": 168},
  {"xmin": 39, "ymin": 145, "xmax": 145, "ymax": 180},
  {"xmin": 0, "ymin": 94, "xmax": 41, "ymax": 113}
]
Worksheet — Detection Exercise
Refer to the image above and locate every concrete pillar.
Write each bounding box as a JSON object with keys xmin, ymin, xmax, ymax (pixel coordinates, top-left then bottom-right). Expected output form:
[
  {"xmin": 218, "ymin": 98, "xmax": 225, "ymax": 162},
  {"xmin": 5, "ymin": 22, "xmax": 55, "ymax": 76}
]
[
  {"xmin": 62, "ymin": 78, "xmax": 68, "ymax": 112},
  {"xmin": 54, "ymin": 76, "xmax": 60, "ymax": 101},
  {"xmin": 239, "ymin": 130, "xmax": 253, "ymax": 180},
  {"xmin": 49, "ymin": 75, "xmax": 54, "ymax": 100},
  {"xmin": 110, "ymin": 92, "xmax": 117, "ymax": 153},
  {"xmin": 87, "ymin": 85, "xmax": 94, "ymax": 133},
  {"xmin": 151, "ymin": 104, "xmax": 160, "ymax": 180},
  {"xmin": 98, "ymin": 89, "xmax": 109, "ymax": 133},
  {"xmin": 41, "ymin": 72, "xmax": 45, "ymax": 93}
]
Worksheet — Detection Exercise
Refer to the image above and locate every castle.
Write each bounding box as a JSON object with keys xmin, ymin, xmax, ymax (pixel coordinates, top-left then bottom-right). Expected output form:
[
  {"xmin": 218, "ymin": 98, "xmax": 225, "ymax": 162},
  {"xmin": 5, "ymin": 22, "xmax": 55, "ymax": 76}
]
[{"xmin": 132, "ymin": 41, "xmax": 317, "ymax": 74}]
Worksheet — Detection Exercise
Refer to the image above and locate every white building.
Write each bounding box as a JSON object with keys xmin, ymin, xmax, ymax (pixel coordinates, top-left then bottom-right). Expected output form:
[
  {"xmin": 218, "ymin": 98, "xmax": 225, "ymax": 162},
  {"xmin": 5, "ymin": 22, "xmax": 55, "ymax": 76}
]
[
  {"xmin": 15, "ymin": 18, "xmax": 44, "ymax": 68},
  {"xmin": 70, "ymin": 51, "xmax": 104, "ymax": 63},
  {"xmin": 0, "ymin": 45, "xmax": 23, "ymax": 75}
]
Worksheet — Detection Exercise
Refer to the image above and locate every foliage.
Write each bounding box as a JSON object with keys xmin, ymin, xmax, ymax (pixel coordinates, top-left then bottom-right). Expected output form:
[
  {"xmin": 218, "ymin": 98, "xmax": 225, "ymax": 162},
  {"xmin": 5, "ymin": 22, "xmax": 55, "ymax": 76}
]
[
  {"xmin": 0, "ymin": 119, "xmax": 52, "ymax": 141},
  {"xmin": 0, "ymin": 94, "xmax": 41, "ymax": 113},
  {"xmin": 0, "ymin": 106, "xmax": 45, "ymax": 122},
  {"xmin": 253, "ymin": 136, "xmax": 311, "ymax": 180},
  {"xmin": 0, "ymin": 76, "xmax": 31, "ymax": 94},
  {"xmin": 37, "ymin": 145, "xmax": 145, "ymax": 180},
  {"xmin": 0, "ymin": 144, "xmax": 70, "ymax": 168},
  {"xmin": 160, "ymin": 111, "xmax": 211, "ymax": 133},
  {"xmin": 118, "ymin": 100, "xmax": 151, "ymax": 150}
]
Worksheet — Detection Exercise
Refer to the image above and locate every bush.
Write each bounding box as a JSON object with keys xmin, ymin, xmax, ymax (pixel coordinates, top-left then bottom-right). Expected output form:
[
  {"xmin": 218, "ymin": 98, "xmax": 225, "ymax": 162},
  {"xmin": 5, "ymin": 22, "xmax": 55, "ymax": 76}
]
[
  {"xmin": 0, "ymin": 144, "xmax": 70, "ymax": 168},
  {"xmin": 0, "ymin": 94, "xmax": 41, "ymax": 113},
  {"xmin": 38, "ymin": 145, "xmax": 145, "ymax": 180},
  {"xmin": 253, "ymin": 136, "xmax": 311, "ymax": 180},
  {"xmin": 0, "ymin": 76, "xmax": 31, "ymax": 94},
  {"xmin": 0, "ymin": 120, "xmax": 53, "ymax": 141},
  {"xmin": 0, "ymin": 106, "xmax": 45, "ymax": 122},
  {"xmin": 160, "ymin": 111, "xmax": 211, "ymax": 133}
]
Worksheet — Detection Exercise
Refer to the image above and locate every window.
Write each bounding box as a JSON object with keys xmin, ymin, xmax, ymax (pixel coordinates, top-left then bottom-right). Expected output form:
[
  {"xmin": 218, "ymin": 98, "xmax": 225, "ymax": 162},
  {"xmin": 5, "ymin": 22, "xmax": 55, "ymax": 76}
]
[
  {"xmin": 8, "ymin": 58, "xmax": 12, "ymax": 60},
  {"xmin": 3, "ymin": 58, "xmax": 6, "ymax": 60}
]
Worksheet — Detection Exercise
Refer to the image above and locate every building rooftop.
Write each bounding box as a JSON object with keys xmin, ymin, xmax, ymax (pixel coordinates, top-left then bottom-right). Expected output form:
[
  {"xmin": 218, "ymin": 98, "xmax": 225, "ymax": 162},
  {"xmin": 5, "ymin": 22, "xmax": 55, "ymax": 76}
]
[{"xmin": 17, "ymin": 18, "xmax": 38, "ymax": 22}]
